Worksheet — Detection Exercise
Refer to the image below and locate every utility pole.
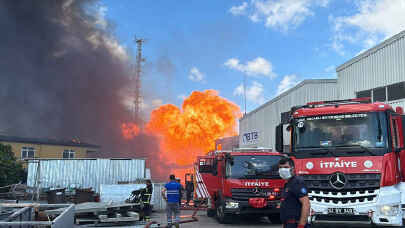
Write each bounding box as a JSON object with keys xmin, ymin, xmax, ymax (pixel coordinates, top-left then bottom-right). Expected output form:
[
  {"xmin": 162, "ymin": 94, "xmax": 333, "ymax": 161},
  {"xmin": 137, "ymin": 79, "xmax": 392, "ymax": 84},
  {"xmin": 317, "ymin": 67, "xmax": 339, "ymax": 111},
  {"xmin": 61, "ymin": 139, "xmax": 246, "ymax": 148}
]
[{"xmin": 134, "ymin": 36, "xmax": 146, "ymax": 124}]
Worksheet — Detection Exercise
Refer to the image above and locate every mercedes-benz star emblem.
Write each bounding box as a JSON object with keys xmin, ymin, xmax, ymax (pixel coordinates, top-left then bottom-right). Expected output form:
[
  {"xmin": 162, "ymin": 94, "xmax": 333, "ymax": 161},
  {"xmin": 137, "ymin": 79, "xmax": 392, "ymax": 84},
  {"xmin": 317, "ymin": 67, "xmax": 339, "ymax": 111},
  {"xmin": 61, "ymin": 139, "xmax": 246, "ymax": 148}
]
[
  {"xmin": 252, "ymin": 187, "xmax": 260, "ymax": 194},
  {"xmin": 329, "ymin": 172, "xmax": 346, "ymax": 190}
]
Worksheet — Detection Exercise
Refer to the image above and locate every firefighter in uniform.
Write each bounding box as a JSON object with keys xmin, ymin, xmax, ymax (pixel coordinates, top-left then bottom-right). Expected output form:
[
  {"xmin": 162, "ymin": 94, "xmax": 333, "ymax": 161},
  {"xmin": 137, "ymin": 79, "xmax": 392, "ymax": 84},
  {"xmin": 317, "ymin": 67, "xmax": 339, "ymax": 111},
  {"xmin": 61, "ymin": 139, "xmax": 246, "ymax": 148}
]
[
  {"xmin": 278, "ymin": 157, "xmax": 311, "ymax": 228},
  {"xmin": 185, "ymin": 180, "xmax": 194, "ymax": 206},
  {"xmin": 176, "ymin": 179, "xmax": 184, "ymax": 206},
  {"xmin": 142, "ymin": 179, "xmax": 153, "ymax": 221},
  {"xmin": 128, "ymin": 180, "xmax": 153, "ymax": 221}
]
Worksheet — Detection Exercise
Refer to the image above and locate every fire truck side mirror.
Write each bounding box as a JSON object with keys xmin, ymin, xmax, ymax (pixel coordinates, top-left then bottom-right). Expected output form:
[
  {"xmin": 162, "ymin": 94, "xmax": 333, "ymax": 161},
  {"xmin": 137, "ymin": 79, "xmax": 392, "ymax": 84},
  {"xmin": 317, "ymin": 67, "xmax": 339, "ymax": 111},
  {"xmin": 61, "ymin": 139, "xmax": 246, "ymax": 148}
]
[
  {"xmin": 276, "ymin": 124, "xmax": 284, "ymax": 153},
  {"xmin": 212, "ymin": 159, "xmax": 218, "ymax": 176},
  {"xmin": 225, "ymin": 153, "xmax": 234, "ymax": 165}
]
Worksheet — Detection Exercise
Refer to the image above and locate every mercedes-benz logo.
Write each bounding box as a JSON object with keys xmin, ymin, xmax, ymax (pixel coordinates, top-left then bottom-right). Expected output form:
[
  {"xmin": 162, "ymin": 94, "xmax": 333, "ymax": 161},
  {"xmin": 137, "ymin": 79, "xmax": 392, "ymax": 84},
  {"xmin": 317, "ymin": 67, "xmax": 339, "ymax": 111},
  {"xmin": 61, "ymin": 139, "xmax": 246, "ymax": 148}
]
[
  {"xmin": 252, "ymin": 187, "xmax": 260, "ymax": 194},
  {"xmin": 329, "ymin": 172, "xmax": 347, "ymax": 190}
]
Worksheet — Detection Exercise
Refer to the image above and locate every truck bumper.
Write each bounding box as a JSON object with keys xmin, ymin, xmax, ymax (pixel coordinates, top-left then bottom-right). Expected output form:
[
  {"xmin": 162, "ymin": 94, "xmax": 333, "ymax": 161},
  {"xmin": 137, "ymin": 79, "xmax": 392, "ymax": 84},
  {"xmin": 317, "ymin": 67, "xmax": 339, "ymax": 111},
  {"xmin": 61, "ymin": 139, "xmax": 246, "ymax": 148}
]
[
  {"xmin": 224, "ymin": 201, "xmax": 280, "ymax": 215},
  {"xmin": 310, "ymin": 185, "xmax": 403, "ymax": 227}
]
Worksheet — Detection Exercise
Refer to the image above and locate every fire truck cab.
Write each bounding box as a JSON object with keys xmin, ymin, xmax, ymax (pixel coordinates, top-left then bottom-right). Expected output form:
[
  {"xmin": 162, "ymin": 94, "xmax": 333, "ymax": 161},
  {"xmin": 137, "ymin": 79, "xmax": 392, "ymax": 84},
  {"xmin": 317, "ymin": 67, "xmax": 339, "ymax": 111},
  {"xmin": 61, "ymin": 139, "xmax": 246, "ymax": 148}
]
[
  {"xmin": 275, "ymin": 98, "xmax": 405, "ymax": 226},
  {"xmin": 194, "ymin": 148, "xmax": 285, "ymax": 224}
]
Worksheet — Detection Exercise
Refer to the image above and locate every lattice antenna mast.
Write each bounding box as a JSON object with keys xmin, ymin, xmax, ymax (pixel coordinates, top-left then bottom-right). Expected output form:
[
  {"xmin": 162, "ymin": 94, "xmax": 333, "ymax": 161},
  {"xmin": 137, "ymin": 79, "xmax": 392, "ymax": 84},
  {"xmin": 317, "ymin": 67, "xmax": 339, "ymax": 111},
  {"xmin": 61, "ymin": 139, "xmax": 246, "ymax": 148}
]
[
  {"xmin": 243, "ymin": 74, "xmax": 247, "ymax": 116},
  {"xmin": 134, "ymin": 37, "xmax": 146, "ymax": 123}
]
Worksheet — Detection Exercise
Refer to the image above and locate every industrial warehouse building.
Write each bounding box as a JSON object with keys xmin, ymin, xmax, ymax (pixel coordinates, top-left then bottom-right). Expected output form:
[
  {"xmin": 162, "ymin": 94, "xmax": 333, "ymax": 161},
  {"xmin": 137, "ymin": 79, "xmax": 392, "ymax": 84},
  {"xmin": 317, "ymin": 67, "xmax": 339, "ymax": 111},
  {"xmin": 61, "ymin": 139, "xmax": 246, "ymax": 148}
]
[
  {"xmin": 240, "ymin": 30, "xmax": 405, "ymax": 150},
  {"xmin": 337, "ymin": 30, "xmax": 405, "ymax": 108},
  {"xmin": 239, "ymin": 80, "xmax": 338, "ymax": 149}
]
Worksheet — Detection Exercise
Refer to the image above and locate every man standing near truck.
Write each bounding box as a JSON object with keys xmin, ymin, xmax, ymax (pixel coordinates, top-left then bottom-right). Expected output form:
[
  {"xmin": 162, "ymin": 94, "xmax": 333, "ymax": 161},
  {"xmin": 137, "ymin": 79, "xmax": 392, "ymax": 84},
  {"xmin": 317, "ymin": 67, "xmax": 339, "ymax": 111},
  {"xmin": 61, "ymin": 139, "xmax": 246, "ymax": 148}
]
[
  {"xmin": 278, "ymin": 157, "xmax": 311, "ymax": 228},
  {"xmin": 176, "ymin": 178, "xmax": 184, "ymax": 206},
  {"xmin": 162, "ymin": 174, "xmax": 181, "ymax": 228},
  {"xmin": 185, "ymin": 180, "xmax": 194, "ymax": 206}
]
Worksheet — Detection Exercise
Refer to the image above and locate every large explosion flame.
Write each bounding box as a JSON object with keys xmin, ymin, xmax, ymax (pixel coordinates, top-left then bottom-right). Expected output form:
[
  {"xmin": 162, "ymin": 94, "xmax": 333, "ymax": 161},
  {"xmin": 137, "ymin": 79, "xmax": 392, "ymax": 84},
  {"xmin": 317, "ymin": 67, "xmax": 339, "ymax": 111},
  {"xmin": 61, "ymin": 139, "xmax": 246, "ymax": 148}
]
[{"xmin": 122, "ymin": 90, "xmax": 241, "ymax": 180}]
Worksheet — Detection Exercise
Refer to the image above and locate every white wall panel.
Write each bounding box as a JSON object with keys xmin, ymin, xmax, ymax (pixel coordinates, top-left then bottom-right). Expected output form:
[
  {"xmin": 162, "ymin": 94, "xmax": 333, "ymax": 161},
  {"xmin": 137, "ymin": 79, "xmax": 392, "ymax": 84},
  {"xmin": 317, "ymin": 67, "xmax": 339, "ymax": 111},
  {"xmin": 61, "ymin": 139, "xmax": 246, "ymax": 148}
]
[{"xmin": 337, "ymin": 32, "xmax": 405, "ymax": 99}]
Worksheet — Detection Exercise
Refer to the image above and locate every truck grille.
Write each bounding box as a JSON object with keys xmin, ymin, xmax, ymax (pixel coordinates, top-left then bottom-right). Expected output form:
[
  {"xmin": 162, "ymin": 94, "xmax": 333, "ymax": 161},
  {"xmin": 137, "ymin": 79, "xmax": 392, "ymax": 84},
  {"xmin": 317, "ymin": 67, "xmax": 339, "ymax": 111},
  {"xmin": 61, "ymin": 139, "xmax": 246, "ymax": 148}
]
[
  {"xmin": 314, "ymin": 214, "xmax": 370, "ymax": 223},
  {"xmin": 231, "ymin": 188, "xmax": 278, "ymax": 201},
  {"xmin": 303, "ymin": 173, "xmax": 380, "ymax": 205}
]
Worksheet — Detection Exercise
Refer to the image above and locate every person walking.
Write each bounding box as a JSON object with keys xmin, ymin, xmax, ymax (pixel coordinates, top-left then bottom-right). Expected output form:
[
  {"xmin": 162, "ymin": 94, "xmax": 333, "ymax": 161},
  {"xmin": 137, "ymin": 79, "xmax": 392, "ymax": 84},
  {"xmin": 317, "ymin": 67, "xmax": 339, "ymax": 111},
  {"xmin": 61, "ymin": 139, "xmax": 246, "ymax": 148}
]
[
  {"xmin": 278, "ymin": 157, "xmax": 311, "ymax": 228},
  {"xmin": 162, "ymin": 174, "xmax": 181, "ymax": 228}
]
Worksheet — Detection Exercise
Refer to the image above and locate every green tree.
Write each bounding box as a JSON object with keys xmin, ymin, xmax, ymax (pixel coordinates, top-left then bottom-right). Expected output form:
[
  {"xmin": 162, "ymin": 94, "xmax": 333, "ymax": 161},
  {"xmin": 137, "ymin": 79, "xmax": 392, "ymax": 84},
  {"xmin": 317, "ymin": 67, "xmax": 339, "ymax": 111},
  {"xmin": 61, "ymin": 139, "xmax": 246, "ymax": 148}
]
[{"xmin": 0, "ymin": 143, "xmax": 27, "ymax": 187}]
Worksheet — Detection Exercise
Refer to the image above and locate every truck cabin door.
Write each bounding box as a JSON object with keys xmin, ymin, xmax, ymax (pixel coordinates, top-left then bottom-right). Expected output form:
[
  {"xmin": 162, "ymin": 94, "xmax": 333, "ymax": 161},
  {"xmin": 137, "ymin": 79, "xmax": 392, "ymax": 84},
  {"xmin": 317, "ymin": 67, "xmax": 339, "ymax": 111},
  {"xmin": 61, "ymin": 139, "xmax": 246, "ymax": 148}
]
[
  {"xmin": 199, "ymin": 158, "xmax": 216, "ymax": 175},
  {"xmin": 390, "ymin": 114, "xmax": 405, "ymax": 181}
]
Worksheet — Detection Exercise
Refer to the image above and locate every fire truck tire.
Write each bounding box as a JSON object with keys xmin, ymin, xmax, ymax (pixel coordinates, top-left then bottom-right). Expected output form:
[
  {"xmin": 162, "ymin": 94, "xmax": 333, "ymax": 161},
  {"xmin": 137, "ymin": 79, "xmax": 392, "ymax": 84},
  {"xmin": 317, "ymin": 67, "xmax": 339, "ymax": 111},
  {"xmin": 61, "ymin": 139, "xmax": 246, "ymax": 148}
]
[
  {"xmin": 207, "ymin": 209, "xmax": 216, "ymax": 217},
  {"xmin": 216, "ymin": 204, "xmax": 231, "ymax": 224},
  {"xmin": 267, "ymin": 214, "xmax": 281, "ymax": 224}
]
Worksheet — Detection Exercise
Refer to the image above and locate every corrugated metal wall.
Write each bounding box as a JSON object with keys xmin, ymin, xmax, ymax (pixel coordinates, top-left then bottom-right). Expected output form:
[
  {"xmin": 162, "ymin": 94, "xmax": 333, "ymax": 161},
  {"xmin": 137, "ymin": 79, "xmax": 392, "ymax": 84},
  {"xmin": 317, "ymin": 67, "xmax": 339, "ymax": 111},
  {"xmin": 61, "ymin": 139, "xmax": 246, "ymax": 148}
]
[
  {"xmin": 27, "ymin": 159, "xmax": 145, "ymax": 193},
  {"xmin": 337, "ymin": 32, "xmax": 405, "ymax": 99},
  {"xmin": 239, "ymin": 80, "xmax": 338, "ymax": 150}
]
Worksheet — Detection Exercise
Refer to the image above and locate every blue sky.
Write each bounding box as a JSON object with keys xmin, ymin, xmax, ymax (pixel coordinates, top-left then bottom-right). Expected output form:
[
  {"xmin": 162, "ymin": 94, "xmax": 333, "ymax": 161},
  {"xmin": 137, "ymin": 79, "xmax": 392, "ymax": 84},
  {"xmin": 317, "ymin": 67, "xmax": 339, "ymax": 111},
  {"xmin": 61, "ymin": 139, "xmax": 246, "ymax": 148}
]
[{"xmin": 101, "ymin": 0, "xmax": 405, "ymax": 113}]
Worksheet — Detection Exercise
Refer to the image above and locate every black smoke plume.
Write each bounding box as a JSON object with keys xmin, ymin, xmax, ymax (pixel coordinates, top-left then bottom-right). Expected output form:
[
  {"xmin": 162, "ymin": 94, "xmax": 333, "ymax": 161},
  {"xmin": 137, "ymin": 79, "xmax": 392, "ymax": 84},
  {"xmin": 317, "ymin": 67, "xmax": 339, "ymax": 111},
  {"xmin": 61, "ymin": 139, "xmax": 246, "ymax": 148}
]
[{"xmin": 0, "ymin": 0, "xmax": 156, "ymax": 157}]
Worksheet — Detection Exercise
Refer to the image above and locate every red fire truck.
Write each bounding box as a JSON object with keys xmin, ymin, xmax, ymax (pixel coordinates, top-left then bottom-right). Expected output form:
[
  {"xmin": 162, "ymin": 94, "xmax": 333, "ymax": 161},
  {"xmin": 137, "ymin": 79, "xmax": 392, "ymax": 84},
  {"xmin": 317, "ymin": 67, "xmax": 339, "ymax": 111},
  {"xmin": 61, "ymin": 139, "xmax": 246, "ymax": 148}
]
[
  {"xmin": 275, "ymin": 98, "xmax": 405, "ymax": 226},
  {"xmin": 194, "ymin": 148, "xmax": 285, "ymax": 223}
]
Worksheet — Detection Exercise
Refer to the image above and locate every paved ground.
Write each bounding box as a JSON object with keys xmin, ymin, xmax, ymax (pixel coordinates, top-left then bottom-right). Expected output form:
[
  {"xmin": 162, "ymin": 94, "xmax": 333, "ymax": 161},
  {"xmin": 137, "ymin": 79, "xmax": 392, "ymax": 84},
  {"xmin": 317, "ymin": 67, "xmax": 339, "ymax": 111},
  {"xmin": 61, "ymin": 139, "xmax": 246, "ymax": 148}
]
[
  {"xmin": 148, "ymin": 210, "xmax": 281, "ymax": 227},
  {"xmin": 76, "ymin": 210, "xmax": 282, "ymax": 227},
  {"xmin": 76, "ymin": 210, "xmax": 374, "ymax": 228}
]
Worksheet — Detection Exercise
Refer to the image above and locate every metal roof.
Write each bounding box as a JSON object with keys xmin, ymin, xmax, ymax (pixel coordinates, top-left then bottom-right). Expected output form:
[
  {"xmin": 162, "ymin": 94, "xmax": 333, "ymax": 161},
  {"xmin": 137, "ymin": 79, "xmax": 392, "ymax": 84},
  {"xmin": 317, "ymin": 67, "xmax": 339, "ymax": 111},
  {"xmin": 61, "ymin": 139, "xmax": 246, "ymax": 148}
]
[
  {"xmin": 337, "ymin": 29, "xmax": 405, "ymax": 72},
  {"xmin": 0, "ymin": 135, "xmax": 100, "ymax": 148},
  {"xmin": 240, "ymin": 79, "xmax": 338, "ymax": 120}
]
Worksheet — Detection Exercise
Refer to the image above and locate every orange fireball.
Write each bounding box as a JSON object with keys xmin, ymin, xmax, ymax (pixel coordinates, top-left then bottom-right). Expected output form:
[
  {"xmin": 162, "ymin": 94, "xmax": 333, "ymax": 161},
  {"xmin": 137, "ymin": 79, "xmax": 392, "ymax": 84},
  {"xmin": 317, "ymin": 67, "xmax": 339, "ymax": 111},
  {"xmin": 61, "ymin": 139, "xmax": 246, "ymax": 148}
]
[
  {"xmin": 146, "ymin": 90, "xmax": 241, "ymax": 167},
  {"xmin": 121, "ymin": 90, "xmax": 241, "ymax": 180},
  {"xmin": 121, "ymin": 123, "xmax": 140, "ymax": 140}
]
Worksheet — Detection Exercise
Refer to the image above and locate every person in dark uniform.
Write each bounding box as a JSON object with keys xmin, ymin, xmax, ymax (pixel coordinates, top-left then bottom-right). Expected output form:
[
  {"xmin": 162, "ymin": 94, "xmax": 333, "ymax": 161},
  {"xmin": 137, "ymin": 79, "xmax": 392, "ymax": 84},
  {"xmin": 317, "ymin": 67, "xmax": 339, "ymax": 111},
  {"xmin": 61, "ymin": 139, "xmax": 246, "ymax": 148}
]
[
  {"xmin": 142, "ymin": 179, "xmax": 153, "ymax": 221},
  {"xmin": 185, "ymin": 180, "xmax": 194, "ymax": 206},
  {"xmin": 176, "ymin": 179, "xmax": 184, "ymax": 206},
  {"xmin": 278, "ymin": 157, "xmax": 311, "ymax": 228}
]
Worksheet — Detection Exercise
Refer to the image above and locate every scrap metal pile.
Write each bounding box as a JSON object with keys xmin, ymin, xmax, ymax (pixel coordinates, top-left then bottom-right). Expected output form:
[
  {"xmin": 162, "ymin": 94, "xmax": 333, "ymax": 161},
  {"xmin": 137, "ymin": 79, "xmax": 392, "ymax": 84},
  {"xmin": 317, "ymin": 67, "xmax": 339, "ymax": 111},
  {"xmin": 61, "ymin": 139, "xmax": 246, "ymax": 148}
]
[
  {"xmin": 45, "ymin": 202, "xmax": 141, "ymax": 226},
  {"xmin": 0, "ymin": 184, "xmax": 34, "ymax": 200},
  {"xmin": 0, "ymin": 202, "xmax": 75, "ymax": 228}
]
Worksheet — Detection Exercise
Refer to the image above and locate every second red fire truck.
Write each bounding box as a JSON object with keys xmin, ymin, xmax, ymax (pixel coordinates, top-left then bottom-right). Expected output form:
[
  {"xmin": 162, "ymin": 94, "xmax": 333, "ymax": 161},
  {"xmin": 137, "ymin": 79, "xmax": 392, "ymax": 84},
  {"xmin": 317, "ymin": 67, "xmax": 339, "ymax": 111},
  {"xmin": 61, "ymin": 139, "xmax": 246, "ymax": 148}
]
[{"xmin": 194, "ymin": 148, "xmax": 285, "ymax": 223}]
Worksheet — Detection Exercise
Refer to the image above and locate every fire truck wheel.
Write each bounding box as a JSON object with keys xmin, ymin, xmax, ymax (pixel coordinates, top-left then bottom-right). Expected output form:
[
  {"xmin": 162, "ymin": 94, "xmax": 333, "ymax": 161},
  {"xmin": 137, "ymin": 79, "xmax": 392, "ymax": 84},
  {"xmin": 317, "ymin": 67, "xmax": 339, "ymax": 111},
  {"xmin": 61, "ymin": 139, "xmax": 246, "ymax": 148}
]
[
  {"xmin": 267, "ymin": 214, "xmax": 281, "ymax": 224},
  {"xmin": 216, "ymin": 204, "xmax": 231, "ymax": 224},
  {"xmin": 207, "ymin": 209, "xmax": 216, "ymax": 217}
]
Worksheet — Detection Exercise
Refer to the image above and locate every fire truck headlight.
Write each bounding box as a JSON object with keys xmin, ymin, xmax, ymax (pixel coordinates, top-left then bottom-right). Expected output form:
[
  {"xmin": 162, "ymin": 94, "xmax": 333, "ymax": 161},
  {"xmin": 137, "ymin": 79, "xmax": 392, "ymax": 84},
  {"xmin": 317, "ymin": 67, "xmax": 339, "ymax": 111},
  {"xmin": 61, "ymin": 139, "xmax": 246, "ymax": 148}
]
[
  {"xmin": 225, "ymin": 200, "xmax": 239, "ymax": 209},
  {"xmin": 379, "ymin": 205, "xmax": 400, "ymax": 216}
]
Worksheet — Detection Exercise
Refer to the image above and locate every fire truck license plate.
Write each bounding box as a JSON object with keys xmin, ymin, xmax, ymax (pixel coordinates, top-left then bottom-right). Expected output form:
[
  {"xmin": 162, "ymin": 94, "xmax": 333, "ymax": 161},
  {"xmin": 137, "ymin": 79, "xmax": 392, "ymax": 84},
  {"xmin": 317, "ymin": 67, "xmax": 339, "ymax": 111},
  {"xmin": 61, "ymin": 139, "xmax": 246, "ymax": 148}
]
[{"xmin": 328, "ymin": 208, "xmax": 354, "ymax": 215}]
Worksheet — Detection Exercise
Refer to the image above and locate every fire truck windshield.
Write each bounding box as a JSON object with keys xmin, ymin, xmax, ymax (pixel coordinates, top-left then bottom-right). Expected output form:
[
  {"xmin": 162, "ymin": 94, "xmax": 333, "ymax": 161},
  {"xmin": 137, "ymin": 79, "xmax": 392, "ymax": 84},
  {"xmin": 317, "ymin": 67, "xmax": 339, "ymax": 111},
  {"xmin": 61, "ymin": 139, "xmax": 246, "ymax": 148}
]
[
  {"xmin": 226, "ymin": 155, "xmax": 282, "ymax": 179},
  {"xmin": 292, "ymin": 112, "xmax": 389, "ymax": 158}
]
